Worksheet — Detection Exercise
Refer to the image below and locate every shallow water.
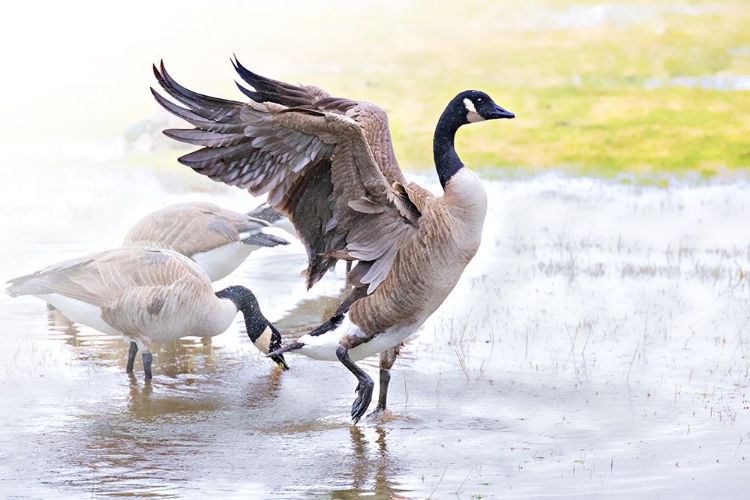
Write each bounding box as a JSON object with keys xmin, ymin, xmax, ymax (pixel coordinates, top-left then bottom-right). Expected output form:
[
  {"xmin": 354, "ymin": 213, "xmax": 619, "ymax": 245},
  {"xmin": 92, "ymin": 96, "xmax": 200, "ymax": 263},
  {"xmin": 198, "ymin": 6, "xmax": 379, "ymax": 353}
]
[{"xmin": 1, "ymin": 143, "xmax": 749, "ymax": 498}]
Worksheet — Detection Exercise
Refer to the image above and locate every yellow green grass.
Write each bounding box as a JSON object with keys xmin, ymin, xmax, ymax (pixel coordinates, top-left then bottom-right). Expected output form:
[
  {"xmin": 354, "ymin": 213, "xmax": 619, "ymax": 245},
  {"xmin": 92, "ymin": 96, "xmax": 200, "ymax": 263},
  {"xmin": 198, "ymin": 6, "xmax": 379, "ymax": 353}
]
[
  {"xmin": 320, "ymin": 0, "xmax": 750, "ymax": 177},
  {"xmin": 10, "ymin": 0, "xmax": 749, "ymax": 179}
]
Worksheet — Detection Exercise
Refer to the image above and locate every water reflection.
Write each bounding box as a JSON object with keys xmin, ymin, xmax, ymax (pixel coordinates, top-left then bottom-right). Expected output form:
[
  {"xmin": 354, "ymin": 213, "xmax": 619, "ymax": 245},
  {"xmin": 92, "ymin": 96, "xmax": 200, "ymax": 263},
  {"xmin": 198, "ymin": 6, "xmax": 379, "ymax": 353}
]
[
  {"xmin": 239, "ymin": 366, "xmax": 285, "ymax": 409},
  {"xmin": 45, "ymin": 304, "xmax": 80, "ymax": 338},
  {"xmin": 330, "ymin": 426, "xmax": 409, "ymax": 500}
]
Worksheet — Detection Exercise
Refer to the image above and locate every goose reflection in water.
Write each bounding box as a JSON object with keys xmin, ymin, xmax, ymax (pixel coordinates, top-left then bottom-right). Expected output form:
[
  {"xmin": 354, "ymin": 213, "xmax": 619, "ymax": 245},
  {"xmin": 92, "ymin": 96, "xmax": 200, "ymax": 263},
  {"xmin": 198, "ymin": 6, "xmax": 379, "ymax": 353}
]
[{"xmin": 334, "ymin": 426, "xmax": 409, "ymax": 499}]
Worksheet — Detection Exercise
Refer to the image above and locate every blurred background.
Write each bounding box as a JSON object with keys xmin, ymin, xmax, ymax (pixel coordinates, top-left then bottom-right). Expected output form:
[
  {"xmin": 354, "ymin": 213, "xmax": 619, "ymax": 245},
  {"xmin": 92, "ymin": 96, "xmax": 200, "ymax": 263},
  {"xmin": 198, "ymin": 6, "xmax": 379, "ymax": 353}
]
[{"xmin": 0, "ymin": 0, "xmax": 747, "ymax": 183}]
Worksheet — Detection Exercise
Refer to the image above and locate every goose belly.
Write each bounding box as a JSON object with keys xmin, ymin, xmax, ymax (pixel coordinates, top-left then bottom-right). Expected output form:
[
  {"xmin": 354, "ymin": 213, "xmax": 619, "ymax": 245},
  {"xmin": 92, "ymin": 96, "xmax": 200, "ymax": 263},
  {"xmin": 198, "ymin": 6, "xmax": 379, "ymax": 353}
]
[
  {"xmin": 127, "ymin": 298, "xmax": 238, "ymax": 344},
  {"xmin": 37, "ymin": 294, "xmax": 120, "ymax": 336},
  {"xmin": 298, "ymin": 316, "xmax": 416, "ymax": 362},
  {"xmin": 349, "ymin": 324, "xmax": 416, "ymax": 361},
  {"xmin": 135, "ymin": 318, "xmax": 226, "ymax": 344},
  {"xmin": 191, "ymin": 242, "xmax": 254, "ymax": 281}
]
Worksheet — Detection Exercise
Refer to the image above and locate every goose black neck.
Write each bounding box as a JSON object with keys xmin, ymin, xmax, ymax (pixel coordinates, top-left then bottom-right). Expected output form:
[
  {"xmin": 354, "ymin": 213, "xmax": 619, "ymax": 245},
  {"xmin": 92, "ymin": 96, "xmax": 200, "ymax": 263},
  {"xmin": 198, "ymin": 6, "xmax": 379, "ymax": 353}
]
[
  {"xmin": 215, "ymin": 285, "xmax": 268, "ymax": 342},
  {"xmin": 433, "ymin": 101, "xmax": 466, "ymax": 188}
]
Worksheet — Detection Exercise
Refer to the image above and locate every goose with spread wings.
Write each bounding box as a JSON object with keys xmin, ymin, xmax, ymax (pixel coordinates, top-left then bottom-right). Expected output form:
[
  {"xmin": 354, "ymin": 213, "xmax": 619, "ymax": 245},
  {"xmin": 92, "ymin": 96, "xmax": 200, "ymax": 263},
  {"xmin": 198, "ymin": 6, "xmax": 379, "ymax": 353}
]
[{"xmin": 151, "ymin": 58, "xmax": 514, "ymax": 422}]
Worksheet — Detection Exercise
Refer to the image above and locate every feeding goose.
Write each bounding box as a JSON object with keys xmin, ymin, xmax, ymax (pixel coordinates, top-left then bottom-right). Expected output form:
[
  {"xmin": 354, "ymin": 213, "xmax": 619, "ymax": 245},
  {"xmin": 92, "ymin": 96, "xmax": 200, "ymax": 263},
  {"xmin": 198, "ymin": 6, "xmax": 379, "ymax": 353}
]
[
  {"xmin": 123, "ymin": 201, "xmax": 290, "ymax": 282},
  {"xmin": 151, "ymin": 58, "xmax": 514, "ymax": 422},
  {"xmin": 6, "ymin": 246, "xmax": 289, "ymax": 379}
]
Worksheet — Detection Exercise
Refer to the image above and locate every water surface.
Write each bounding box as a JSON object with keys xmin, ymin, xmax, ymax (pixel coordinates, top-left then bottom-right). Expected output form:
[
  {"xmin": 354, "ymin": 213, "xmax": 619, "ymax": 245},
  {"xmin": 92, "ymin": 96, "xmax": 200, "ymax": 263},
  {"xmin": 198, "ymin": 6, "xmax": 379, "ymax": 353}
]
[{"xmin": 0, "ymin": 143, "xmax": 749, "ymax": 498}]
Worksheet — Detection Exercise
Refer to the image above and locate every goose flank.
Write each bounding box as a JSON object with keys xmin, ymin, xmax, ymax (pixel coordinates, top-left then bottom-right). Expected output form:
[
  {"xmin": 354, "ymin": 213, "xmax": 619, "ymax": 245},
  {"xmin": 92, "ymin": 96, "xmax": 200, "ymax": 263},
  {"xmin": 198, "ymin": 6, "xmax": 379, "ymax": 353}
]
[{"xmin": 151, "ymin": 58, "xmax": 514, "ymax": 422}]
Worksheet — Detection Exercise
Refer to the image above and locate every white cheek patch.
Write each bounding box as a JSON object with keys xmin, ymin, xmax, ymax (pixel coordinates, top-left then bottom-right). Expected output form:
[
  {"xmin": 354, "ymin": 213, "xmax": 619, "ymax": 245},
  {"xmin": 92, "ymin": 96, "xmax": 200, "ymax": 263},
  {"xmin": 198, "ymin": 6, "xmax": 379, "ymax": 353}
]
[
  {"xmin": 463, "ymin": 98, "xmax": 477, "ymax": 114},
  {"xmin": 463, "ymin": 98, "xmax": 485, "ymax": 123},
  {"xmin": 253, "ymin": 326, "xmax": 273, "ymax": 353}
]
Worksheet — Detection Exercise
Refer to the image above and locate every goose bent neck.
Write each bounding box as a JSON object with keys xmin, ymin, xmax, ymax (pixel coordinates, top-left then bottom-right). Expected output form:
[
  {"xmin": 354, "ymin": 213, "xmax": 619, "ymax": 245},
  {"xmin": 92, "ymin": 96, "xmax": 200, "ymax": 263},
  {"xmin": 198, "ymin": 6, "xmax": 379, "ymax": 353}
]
[{"xmin": 433, "ymin": 106, "xmax": 465, "ymax": 188}]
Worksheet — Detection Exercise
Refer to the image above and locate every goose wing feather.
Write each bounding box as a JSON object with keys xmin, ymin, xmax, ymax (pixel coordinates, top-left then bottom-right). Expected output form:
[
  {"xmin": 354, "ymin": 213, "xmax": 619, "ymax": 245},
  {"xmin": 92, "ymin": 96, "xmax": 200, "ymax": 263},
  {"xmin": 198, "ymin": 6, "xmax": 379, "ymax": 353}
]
[
  {"xmin": 123, "ymin": 202, "xmax": 271, "ymax": 256},
  {"xmin": 152, "ymin": 61, "xmax": 420, "ymax": 290},
  {"xmin": 7, "ymin": 248, "xmax": 209, "ymax": 306},
  {"xmin": 100, "ymin": 273, "xmax": 207, "ymax": 336},
  {"xmin": 231, "ymin": 56, "xmax": 404, "ymax": 186}
]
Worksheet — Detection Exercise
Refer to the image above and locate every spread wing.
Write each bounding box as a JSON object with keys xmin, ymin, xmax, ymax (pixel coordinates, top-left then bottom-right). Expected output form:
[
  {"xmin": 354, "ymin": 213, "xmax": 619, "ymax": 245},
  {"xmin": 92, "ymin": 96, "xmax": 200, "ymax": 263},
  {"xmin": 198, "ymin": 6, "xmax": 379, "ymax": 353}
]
[
  {"xmin": 152, "ymin": 59, "xmax": 420, "ymax": 291},
  {"xmin": 6, "ymin": 247, "xmax": 209, "ymax": 306}
]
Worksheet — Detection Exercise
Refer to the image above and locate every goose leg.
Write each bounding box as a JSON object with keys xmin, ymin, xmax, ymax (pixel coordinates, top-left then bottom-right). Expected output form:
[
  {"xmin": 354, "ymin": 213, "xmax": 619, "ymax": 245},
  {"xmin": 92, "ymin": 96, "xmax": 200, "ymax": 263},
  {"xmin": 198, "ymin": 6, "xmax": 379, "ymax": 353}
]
[
  {"xmin": 142, "ymin": 352, "xmax": 153, "ymax": 380},
  {"xmin": 126, "ymin": 342, "xmax": 138, "ymax": 374},
  {"xmin": 336, "ymin": 345, "xmax": 373, "ymax": 424},
  {"xmin": 367, "ymin": 345, "xmax": 400, "ymax": 421}
]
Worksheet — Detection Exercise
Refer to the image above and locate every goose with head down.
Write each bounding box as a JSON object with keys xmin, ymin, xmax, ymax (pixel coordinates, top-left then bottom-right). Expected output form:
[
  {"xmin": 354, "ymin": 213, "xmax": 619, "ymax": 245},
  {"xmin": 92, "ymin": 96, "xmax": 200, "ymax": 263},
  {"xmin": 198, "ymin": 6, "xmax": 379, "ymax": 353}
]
[
  {"xmin": 123, "ymin": 201, "xmax": 289, "ymax": 282},
  {"xmin": 151, "ymin": 58, "xmax": 514, "ymax": 422},
  {"xmin": 6, "ymin": 246, "xmax": 288, "ymax": 379}
]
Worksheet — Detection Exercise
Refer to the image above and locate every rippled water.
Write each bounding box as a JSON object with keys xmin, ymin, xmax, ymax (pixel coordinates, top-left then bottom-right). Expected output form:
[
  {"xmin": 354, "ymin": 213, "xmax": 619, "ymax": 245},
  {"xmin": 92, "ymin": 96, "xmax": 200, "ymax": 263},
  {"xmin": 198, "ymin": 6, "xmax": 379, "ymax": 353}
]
[{"xmin": 1, "ymin": 142, "xmax": 749, "ymax": 498}]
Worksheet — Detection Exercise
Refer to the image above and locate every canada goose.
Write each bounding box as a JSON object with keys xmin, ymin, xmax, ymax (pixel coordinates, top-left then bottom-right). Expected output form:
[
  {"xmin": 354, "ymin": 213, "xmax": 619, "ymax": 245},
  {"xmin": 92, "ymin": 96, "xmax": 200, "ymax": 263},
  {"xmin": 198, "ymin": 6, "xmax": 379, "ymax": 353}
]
[
  {"xmin": 151, "ymin": 58, "xmax": 514, "ymax": 422},
  {"xmin": 123, "ymin": 201, "xmax": 290, "ymax": 281},
  {"xmin": 6, "ymin": 246, "xmax": 288, "ymax": 379}
]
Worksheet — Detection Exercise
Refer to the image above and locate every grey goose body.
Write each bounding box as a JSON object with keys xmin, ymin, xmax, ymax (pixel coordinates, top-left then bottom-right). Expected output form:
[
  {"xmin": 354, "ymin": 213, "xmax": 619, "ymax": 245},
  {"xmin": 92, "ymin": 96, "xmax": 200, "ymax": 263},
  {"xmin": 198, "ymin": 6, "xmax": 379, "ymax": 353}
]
[
  {"xmin": 152, "ymin": 58, "xmax": 514, "ymax": 422},
  {"xmin": 123, "ymin": 201, "xmax": 289, "ymax": 282},
  {"xmin": 6, "ymin": 246, "xmax": 288, "ymax": 379}
]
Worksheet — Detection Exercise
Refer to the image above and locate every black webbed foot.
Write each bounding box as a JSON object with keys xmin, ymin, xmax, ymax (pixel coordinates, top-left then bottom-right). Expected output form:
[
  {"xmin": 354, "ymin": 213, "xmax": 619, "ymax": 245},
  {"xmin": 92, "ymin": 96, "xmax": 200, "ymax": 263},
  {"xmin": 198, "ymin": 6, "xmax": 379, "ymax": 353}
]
[
  {"xmin": 351, "ymin": 378, "xmax": 374, "ymax": 424},
  {"xmin": 336, "ymin": 345, "xmax": 374, "ymax": 425}
]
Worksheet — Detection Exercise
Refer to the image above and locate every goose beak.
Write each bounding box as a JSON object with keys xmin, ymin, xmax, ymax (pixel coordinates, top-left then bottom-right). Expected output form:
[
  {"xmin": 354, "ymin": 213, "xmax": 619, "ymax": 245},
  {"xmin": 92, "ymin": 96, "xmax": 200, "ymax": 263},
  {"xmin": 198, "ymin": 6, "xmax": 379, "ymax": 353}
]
[
  {"xmin": 271, "ymin": 353, "xmax": 289, "ymax": 371},
  {"xmin": 487, "ymin": 103, "xmax": 515, "ymax": 120},
  {"xmin": 265, "ymin": 324, "xmax": 289, "ymax": 370}
]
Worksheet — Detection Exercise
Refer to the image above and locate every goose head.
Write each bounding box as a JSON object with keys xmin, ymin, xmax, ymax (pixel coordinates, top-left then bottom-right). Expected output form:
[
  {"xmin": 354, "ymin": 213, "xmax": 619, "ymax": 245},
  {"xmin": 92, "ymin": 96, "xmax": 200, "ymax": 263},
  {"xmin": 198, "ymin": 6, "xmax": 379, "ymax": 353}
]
[
  {"xmin": 434, "ymin": 90, "xmax": 515, "ymax": 187},
  {"xmin": 434, "ymin": 90, "xmax": 515, "ymax": 148},
  {"xmin": 215, "ymin": 285, "xmax": 289, "ymax": 370},
  {"xmin": 453, "ymin": 90, "xmax": 515, "ymax": 125}
]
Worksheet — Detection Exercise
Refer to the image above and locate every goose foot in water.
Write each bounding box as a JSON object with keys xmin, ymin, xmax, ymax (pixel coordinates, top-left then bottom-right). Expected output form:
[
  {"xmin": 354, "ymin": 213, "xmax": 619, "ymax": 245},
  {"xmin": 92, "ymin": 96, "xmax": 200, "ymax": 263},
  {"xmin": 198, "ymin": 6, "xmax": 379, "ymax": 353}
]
[
  {"xmin": 366, "ymin": 346, "xmax": 399, "ymax": 421},
  {"xmin": 337, "ymin": 346, "xmax": 373, "ymax": 424},
  {"xmin": 126, "ymin": 341, "xmax": 154, "ymax": 380},
  {"xmin": 366, "ymin": 368, "xmax": 392, "ymax": 422}
]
